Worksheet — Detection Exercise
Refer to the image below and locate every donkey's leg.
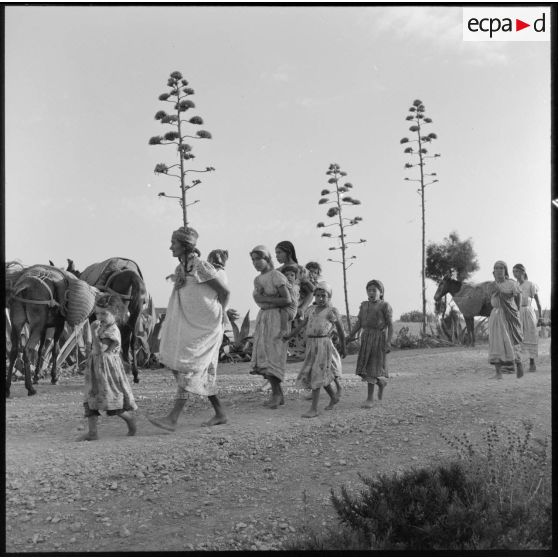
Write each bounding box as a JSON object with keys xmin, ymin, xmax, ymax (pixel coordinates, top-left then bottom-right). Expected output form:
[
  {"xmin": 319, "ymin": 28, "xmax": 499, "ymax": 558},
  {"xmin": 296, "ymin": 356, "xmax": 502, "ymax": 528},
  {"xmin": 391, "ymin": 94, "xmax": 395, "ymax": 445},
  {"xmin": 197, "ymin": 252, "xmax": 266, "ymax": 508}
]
[
  {"xmin": 6, "ymin": 322, "xmax": 22, "ymax": 398},
  {"xmin": 465, "ymin": 317, "xmax": 475, "ymax": 347},
  {"xmin": 23, "ymin": 327, "xmax": 42, "ymax": 396},
  {"xmin": 50, "ymin": 319, "xmax": 65, "ymax": 385},
  {"xmin": 34, "ymin": 330, "xmax": 48, "ymax": 384}
]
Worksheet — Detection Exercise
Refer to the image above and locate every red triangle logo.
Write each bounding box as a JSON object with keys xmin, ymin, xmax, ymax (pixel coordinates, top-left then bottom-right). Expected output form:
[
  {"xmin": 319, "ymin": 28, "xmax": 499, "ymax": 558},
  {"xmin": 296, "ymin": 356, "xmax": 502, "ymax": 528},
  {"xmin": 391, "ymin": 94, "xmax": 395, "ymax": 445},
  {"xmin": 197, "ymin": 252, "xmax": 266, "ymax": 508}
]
[{"xmin": 516, "ymin": 19, "xmax": 530, "ymax": 31}]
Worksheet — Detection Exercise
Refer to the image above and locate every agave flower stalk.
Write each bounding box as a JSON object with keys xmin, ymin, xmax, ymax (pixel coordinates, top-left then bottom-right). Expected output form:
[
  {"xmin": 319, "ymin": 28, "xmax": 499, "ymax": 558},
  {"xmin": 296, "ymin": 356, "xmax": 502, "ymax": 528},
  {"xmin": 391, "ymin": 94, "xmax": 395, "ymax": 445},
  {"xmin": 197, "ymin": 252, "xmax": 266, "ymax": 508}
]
[
  {"xmin": 149, "ymin": 71, "xmax": 215, "ymax": 226},
  {"xmin": 317, "ymin": 163, "xmax": 367, "ymax": 330},
  {"xmin": 400, "ymin": 99, "xmax": 440, "ymax": 335}
]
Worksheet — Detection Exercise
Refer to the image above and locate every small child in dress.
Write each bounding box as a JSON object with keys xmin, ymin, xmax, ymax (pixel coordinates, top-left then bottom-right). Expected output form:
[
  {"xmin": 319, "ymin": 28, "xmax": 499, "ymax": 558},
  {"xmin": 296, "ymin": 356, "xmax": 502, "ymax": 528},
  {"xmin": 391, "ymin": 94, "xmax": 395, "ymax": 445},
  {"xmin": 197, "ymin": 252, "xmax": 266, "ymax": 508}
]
[
  {"xmin": 78, "ymin": 294, "xmax": 138, "ymax": 441},
  {"xmin": 347, "ymin": 279, "xmax": 393, "ymax": 409},
  {"xmin": 279, "ymin": 265, "xmax": 300, "ymax": 338},
  {"xmin": 284, "ymin": 282, "xmax": 346, "ymax": 418}
]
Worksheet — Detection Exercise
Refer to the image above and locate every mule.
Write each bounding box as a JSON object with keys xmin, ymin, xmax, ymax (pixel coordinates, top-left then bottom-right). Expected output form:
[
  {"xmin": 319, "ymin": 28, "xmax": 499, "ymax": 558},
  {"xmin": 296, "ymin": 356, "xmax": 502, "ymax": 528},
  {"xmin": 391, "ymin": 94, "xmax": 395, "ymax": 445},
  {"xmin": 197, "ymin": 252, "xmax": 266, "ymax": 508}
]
[
  {"xmin": 80, "ymin": 259, "xmax": 147, "ymax": 383},
  {"xmin": 6, "ymin": 265, "xmax": 75, "ymax": 397},
  {"xmin": 433, "ymin": 277, "xmax": 493, "ymax": 347}
]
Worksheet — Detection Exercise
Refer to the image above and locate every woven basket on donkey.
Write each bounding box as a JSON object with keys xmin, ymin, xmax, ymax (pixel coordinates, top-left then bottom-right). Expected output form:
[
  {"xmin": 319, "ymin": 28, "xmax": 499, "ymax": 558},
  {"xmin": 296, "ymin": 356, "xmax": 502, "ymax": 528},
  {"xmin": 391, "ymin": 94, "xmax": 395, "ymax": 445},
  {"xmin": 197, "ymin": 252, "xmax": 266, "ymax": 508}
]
[{"xmin": 65, "ymin": 278, "xmax": 97, "ymax": 326}]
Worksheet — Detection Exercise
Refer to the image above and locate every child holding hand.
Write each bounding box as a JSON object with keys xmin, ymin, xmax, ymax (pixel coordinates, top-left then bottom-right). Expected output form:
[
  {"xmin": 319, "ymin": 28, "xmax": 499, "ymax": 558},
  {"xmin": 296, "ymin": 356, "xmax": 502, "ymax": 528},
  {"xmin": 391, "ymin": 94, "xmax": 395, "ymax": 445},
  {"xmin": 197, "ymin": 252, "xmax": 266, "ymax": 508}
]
[
  {"xmin": 284, "ymin": 282, "xmax": 346, "ymax": 418},
  {"xmin": 348, "ymin": 279, "xmax": 393, "ymax": 408},
  {"xmin": 78, "ymin": 294, "xmax": 137, "ymax": 441}
]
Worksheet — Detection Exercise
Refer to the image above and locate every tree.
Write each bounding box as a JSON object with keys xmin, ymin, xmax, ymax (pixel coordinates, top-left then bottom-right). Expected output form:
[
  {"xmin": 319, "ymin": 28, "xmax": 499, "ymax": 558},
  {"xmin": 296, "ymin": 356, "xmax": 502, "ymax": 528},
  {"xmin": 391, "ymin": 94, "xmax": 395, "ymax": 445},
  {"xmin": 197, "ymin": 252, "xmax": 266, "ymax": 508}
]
[
  {"xmin": 426, "ymin": 231, "xmax": 480, "ymax": 283},
  {"xmin": 149, "ymin": 71, "xmax": 215, "ymax": 227},
  {"xmin": 317, "ymin": 163, "xmax": 366, "ymax": 331},
  {"xmin": 400, "ymin": 99, "xmax": 440, "ymax": 335}
]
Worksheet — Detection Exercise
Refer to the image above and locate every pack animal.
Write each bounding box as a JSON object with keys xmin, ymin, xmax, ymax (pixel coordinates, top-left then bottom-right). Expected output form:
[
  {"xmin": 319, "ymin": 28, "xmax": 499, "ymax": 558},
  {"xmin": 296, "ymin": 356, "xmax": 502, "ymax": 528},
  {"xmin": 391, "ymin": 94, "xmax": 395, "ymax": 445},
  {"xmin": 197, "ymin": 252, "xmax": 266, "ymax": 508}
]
[
  {"xmin": 433, "ymin": 277, "xmax": 494, "ymax": 347},
  {"xmin": 5, "ymin": 264, "xmax": 95, "ymax": 397},
  {"xmin": 80, "ymin": 258, "xmax": 147, "ymax": 383}
]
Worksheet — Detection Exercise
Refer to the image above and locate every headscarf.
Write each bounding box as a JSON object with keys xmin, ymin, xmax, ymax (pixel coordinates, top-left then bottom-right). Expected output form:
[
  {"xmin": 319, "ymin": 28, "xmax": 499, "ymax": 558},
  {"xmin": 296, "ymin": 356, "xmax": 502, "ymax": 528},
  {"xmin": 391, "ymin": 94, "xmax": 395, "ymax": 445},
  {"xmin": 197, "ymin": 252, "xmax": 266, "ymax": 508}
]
[
  {"xmin": 275, "ymin": 241, "xmax": 298, "ymax": 264},
  {"xmin": 513, "ymin": 263, "xmax": 528, "ymax": 280},
  {"xmin": 366, "ymin": 279, "xmax": 384, "ymax": 299},
  {"xmin": 208, "ymin": 249, "xmax": 229, "ymax": 270},
  {"xmin": 172, "ymin": 226, "xmax": 198, "ymax": 247},
  {"xmin": 493, "ymin": 260, "xmax": 509, "ymax": 280},
  {"xmin": 250, "ymin": 245, "xmax": 274, "ymax": 267},
  {"xmin": 315, "ymin": 281, "xmax": 332, "ymax": 298}
]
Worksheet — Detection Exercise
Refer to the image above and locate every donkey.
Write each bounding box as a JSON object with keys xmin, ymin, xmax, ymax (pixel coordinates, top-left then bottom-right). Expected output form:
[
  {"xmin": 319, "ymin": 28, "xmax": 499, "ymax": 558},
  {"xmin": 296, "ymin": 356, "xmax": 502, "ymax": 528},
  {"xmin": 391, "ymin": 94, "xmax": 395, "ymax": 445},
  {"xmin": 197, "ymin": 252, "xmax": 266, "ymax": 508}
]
[
  {"xmin": 6, "ymin": 265, "xmax": 83, "ymax": 397},
  {"xmin": 80, "ymin": 259, "xmax": 147, "ymax": 383},
  {"xmin": 433, "ymin": 277, "xmax": 494, "ymax": 347}
]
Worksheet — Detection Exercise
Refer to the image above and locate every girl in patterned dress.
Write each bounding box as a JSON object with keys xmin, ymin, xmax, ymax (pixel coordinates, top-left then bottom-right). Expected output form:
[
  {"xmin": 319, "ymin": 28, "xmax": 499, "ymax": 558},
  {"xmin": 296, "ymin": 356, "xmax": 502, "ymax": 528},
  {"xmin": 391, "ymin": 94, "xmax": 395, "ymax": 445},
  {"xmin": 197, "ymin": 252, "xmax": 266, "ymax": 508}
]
[
  {"xmin": 148, "ymin": 227, "xmax": 230, "ymax": 431},
  {"xmin": 285, "ymin": 282, "xmax": 346, "ymax": 418},
  {"xmin": 489, "ymin": 261, "xmax": 523, "ymax": 380},
  {"xmin": 78, "ymin": 294, "xmax": 137, "ymax": 441},
  {"xmin": 348, "ymin": 280, "xmax": 393, "ymax": 408},
  {"xmin": 512, "ymin": 263, "xmax": 542, "ymax": 372},
  {"xmin": 250, "ymin": 245, "xmax": 292, "ymax": 409}
]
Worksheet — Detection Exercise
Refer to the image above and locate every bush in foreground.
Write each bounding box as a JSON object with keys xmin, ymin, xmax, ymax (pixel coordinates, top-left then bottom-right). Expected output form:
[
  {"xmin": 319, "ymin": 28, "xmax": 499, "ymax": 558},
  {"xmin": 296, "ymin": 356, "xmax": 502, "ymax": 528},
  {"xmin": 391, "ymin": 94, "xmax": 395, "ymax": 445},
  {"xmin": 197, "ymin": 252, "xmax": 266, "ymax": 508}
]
[{"xmin": 285, "ymin": 421, "xmax": 551, "ymax": 551}]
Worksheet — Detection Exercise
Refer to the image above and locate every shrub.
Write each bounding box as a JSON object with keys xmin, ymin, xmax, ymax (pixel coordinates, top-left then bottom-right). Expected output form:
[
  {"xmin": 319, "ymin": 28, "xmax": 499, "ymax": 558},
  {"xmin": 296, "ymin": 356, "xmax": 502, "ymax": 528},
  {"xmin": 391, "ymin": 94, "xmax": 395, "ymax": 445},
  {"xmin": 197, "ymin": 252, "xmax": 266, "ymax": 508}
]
[
  {"xmin": 286, "ymin": 421, "xmax": 551, "ymax": 551},
  {"xmin": 399, "ymin": 310, "xmax": 436, "ymax": 322}
]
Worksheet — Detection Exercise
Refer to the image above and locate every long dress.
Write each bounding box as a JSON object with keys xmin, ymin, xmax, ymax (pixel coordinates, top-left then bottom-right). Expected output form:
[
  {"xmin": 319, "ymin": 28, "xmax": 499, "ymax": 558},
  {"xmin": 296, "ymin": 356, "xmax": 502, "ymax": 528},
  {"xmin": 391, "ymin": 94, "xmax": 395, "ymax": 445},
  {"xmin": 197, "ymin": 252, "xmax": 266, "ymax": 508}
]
[
  {"xmin": 355, "ymin": 300, "xmax": 393, "ymax": 383},
  {"xmin": 296, "ymin": 305, "xmax": 342, "ymax": 390},
  {"xmin": 159, "ymin": 257, "xmax": 223, "ymax": 397},
  {"xmin": 84, "ymin": 323, "xmax": 137, "ymax": 413},
  {"xmin": 250, "ymin": 270, "xmax": 288, "ymax": 381},
  {"xmin": 518, "ymin": 280, "xmax": 539, "ymax": 358},
  {"xmin": 488, "ymin": 279, "xmax": 523, "ymax": 365}
]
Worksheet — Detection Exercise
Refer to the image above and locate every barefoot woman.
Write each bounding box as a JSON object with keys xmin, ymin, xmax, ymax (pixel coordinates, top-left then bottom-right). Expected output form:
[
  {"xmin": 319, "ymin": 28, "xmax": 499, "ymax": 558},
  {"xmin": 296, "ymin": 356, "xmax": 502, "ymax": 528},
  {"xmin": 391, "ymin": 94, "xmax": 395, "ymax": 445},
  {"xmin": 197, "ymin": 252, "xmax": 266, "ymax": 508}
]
[{"xmin": 148, "ymin": 226, "xmax": 230, "ymax": 430}]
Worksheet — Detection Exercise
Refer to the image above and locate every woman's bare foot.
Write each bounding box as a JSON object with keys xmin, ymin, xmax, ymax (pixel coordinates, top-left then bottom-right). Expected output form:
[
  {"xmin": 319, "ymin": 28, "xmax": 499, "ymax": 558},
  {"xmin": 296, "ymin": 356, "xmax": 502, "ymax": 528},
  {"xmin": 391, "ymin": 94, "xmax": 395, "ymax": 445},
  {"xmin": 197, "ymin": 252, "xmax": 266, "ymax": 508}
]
[
  {"xmin": 126, "ymin": 417, "xmax": 137, "ymax": 436},
  {"xmin": 361, "ymin": 400, "xmax": 374, "ymax": 409},
  {"xmin": 263, "ymin": 396, "xmax": 284, "ymax": 407},
  {"xmin": 324, "ymin": 398, "xmax": 339, "ymax": 410},
  {"xmin": 302, "ymin": 409, "xmax": 319, "ymax": 418},
  {"xmin": 201, "ymin": 415, "xmax": 228, "ymax": 427},
  {"xmin": 147, "ymin": 415, "xmax": 176, "ymax": 432},
  {"xmin": 377, "ymin": 379, "xmax": 387, "ymax": 400},
  {"xmin": 268, "ymin": 395, "xmax": 283, "ymax": 410},
  {"xmin": 490, "ymin": 374, "xmax": 503, "ymax": 380},
  {"xmin": 77, "ymin": 432, "xmax": 99, "ymax": 442}
]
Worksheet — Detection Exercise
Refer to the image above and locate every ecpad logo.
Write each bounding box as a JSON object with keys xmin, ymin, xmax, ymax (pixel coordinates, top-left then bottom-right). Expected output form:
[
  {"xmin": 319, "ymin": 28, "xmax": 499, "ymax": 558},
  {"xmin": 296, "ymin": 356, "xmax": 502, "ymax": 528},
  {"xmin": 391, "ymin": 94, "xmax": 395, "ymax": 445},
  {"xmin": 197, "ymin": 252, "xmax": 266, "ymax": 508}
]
[{"xmin": 463, "ymin": 8, "xmax": 550, "ymax": 41}]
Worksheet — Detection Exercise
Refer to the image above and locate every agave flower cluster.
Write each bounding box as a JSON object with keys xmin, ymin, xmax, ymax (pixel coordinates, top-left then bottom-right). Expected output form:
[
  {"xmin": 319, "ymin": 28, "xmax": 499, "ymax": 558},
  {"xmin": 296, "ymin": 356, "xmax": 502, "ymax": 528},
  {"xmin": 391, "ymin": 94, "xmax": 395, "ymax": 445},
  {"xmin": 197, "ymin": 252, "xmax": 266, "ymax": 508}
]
[
  {"xmin": 149, "ymin": 71, "xmax": 215, "ymax": 226},
  {"xmin": 316, "ymin": 163, "xmax": 367, "ymax": 329}
]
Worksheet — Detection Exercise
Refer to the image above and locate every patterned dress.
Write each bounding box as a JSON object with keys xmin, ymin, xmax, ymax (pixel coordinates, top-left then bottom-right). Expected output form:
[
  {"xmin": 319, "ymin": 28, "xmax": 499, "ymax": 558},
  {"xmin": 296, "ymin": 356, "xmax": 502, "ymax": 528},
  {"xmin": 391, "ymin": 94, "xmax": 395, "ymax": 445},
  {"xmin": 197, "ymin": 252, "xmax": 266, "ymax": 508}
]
[
  {"xmin": 250, "ymin": 270, "xmax": 288, "ymax": 381},
  {"xmin": 84, "ymin": 323, "xmax": 137, "ymax": 414},
  {"xmin": 159, "ymin": 257, "xmax": 223, "ymax": 397},
  {"xmin": 354, "ymin": 300, "xmax": 393, "ymax": 383},
  {"xmin": 488, "ymin": 279, "xmax": 523, "ymax": 365},
  {"xmin": 518, "ymin": 280, "xmax": 539, "ymax": 358},
  {"xmin": 296, "ymin": 305, "xmax": 342, "ymax": 390}
]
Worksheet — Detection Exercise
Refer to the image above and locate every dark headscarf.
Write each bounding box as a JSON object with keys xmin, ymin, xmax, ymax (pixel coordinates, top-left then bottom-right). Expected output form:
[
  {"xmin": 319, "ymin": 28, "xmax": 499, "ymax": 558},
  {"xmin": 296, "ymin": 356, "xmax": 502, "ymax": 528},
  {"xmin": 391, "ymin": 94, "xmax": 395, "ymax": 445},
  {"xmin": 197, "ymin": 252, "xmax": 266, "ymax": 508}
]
[
  {"xmin": 275, "ymin": 241, "xmax": 298, "ymax": 264},
  {"xmin": 366, "ymin": 279, "xmax": 384, "ymax": 299},
  {"xmin": 513, "ymin": 263, "xmax": 528, "ymax": 280}
]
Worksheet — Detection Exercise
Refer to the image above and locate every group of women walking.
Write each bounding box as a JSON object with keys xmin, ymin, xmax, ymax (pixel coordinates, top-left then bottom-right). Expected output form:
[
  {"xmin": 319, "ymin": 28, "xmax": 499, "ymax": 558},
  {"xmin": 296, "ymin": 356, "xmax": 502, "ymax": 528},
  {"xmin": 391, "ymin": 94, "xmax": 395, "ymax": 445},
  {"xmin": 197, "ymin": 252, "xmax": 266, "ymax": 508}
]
[
  {"xmin": 76, "ymin": 226, "xmax": 544, "ymax": 440},
  {"xmin": 488, "ymin": 261, "xmax": 543, "ymax": 380}
]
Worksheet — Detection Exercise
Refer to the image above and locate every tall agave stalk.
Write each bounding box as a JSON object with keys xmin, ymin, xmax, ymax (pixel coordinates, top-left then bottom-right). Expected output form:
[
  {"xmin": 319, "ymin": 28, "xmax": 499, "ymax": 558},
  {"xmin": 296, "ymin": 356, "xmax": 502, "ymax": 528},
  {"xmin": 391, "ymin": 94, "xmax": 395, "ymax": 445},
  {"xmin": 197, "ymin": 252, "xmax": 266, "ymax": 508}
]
[
  {"xmin": 317, "ymin": 163, "xmax": 366, "ymax": 331},
  {"xmin": 400, "ymin": 99, "xmax": 440, "ymax": 335},
  {"xmin": 149, "ymin": 71, "xmax": 215, "ymax": 227}
]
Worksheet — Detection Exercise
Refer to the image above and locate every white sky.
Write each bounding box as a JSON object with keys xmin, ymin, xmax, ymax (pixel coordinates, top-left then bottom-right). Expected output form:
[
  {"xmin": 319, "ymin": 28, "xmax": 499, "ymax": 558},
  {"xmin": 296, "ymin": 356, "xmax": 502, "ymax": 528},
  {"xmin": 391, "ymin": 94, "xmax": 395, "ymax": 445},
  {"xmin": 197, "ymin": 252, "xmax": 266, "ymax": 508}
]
[{"xmin": 5, "ymin": 6, "xmax": 552, "ymax": 320}]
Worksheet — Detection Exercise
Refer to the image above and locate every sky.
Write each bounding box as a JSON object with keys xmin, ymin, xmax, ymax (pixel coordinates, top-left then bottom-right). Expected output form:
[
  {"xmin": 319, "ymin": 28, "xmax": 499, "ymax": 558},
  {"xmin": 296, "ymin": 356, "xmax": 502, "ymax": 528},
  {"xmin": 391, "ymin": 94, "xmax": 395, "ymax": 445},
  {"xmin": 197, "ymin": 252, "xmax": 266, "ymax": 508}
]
[{"xmin": 5, "ymin": 5, "xmax": 552, "ymax": 323}]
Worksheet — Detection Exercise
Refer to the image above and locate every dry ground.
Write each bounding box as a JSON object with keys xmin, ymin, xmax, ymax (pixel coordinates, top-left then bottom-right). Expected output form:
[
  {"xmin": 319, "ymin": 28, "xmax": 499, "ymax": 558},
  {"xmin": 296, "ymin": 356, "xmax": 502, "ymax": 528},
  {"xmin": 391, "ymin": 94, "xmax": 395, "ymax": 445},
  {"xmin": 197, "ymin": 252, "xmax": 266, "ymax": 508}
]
[{"xmin": 5, "ymin": 338, "xmax": 551, "ymax": 552}]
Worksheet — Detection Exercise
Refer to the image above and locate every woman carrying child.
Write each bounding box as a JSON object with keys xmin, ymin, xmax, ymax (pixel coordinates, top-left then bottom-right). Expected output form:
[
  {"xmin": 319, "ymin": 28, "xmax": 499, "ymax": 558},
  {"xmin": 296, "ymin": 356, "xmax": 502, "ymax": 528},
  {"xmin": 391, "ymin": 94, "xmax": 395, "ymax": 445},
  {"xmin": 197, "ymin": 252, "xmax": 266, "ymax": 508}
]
[
  {"xmin": 78, "ymin": 294, "xmax": 137, "ymax": 441},
  {"xmin": 250, "ymin": 245, "xmax": 292, "ymax": 409},
  {"xmin": 284, "ymin": 281, "xmax": 346, "ymax": 418},
  {"xmin": 348, "ymin": 279, "xmax": 393, "ymax": 408}
]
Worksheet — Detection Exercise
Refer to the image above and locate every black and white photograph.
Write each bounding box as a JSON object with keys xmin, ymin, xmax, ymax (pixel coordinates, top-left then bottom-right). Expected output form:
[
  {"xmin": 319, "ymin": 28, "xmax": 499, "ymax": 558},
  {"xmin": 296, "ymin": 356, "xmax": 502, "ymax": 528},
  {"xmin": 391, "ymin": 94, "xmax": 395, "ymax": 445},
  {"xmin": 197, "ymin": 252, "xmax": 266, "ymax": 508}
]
[{"xmin": 4, "ymin": 4, "xmax": 552, "ymax": 553}]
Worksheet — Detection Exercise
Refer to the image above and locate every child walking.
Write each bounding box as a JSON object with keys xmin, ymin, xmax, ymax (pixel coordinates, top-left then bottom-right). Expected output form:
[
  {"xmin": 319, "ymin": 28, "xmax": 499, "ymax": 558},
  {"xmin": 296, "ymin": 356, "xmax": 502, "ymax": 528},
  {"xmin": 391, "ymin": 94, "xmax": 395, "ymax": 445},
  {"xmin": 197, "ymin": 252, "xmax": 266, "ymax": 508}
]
[
  {"xmin": 78, "ymin": 294, "xmax": 137, "ymax": 441},
  {"xmin": 250, "ymin": 245, "xmax": 292, "ymax": 409},
  {"xmin": 348, "ymin": 280, "xmax": 393, "ymax": 408},
  {"xmin": 284, "ymin": 282, "xmax": 346, "ymax": 418}
]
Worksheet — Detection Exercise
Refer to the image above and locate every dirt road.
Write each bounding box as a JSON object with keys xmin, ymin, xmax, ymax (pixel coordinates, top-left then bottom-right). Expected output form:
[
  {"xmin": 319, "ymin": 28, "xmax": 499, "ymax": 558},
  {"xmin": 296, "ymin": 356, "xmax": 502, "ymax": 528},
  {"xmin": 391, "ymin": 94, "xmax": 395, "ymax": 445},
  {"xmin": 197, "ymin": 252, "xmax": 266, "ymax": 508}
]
[{"xmin": 5, "ymin": 339, "xmax": 551, "ymax": 552}]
